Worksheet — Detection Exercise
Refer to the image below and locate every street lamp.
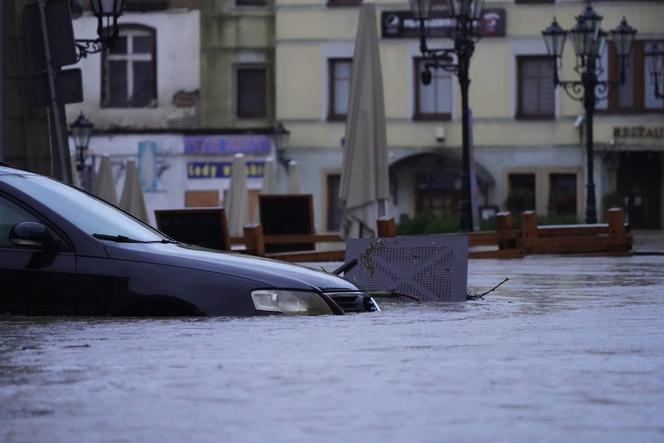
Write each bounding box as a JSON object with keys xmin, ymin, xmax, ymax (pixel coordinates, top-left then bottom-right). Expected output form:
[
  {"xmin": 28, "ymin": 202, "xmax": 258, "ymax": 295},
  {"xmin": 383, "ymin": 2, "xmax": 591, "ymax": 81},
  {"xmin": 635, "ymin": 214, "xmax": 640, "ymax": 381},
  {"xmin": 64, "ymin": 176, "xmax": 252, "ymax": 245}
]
[
  {"xmin": 75, "ymin": 0, "xmax": 126, "ymax": 60},
  {"xmin": 70, "ymin": 112, "xmax": 94, "ymax": 172},
  {"xmin": 542, "ymin": 6, "xmax": 636, "ymax": 224},
  {"xmin": 646, "ymin": 43, "xmax": 664, "ymax": 100},
  {"xmin": 410, "ymin": 0, "xmax": 485, "ymax": 232}
]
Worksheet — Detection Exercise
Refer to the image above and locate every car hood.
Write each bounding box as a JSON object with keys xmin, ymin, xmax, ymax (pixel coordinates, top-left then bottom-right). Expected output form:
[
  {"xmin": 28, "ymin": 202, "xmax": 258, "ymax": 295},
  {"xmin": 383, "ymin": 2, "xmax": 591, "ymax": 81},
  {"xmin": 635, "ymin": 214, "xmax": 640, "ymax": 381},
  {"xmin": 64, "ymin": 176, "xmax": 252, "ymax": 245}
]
[{"xmin": 104, "ymin": 242, "xmax": 359, "ymax": 292}]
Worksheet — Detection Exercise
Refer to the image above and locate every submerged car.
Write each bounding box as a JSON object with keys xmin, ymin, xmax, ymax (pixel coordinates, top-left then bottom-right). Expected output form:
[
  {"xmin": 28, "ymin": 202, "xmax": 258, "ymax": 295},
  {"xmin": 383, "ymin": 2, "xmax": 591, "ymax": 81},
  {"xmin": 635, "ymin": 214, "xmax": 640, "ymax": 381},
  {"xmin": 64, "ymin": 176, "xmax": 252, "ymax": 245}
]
[{"xmin": 0, "ymin": 165, "xmax": 378, "ymax": 316}]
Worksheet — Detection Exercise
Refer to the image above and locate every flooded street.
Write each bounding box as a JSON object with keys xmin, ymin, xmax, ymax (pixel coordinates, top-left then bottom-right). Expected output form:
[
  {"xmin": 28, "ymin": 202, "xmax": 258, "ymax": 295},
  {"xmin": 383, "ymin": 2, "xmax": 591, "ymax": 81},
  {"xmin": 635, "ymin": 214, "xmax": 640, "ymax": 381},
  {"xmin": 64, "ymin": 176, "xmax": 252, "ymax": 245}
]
[{"xmin": 1, "ymin": 255, "xmax": 664, "ymax": 443}]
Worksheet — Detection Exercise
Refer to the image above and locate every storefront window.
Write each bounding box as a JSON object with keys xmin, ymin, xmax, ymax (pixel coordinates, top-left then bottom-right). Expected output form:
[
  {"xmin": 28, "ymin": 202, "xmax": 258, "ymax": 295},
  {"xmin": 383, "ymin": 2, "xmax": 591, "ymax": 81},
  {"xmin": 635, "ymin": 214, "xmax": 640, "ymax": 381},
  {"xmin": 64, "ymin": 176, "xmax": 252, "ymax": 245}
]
[
  {"xmin": 506, "ymin": 173, "xmax": 536, "ymax": 213},
  {"xmin": 549, "ymin": 173, "xmax": 577, "ymax": 216}
]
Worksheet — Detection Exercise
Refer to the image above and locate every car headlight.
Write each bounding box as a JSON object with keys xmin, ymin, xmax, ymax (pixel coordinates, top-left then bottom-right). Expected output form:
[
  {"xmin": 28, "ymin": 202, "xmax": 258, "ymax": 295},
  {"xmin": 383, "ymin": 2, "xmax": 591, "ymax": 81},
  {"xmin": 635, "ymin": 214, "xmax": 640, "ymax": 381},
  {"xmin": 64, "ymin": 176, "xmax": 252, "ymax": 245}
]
[{"xmin": 251, "ymin": 290, "xmax": 333, "ymax": 315}]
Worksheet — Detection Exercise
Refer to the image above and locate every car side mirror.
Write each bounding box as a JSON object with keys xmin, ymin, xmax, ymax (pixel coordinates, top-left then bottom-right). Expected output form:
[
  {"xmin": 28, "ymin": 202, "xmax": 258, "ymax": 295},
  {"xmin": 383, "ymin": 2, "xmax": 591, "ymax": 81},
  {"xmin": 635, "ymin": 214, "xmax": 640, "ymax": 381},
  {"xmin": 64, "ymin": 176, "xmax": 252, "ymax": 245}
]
[{"xmin": 9, "ymin": 221, "xmax": 55, "ymax": 250}]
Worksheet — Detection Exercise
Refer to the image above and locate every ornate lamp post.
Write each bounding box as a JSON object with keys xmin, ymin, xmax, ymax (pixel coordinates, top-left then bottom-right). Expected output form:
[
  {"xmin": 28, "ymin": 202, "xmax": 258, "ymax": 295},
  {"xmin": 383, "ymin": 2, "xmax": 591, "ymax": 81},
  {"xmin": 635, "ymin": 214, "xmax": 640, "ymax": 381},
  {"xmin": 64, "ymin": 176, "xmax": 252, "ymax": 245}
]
[
  {"xmin": 75, "ymin": 0, "xmax": 126, "ymax": 60},
  {"xmin": 542, "ymin": 5, "xmax": 636, "ymax": 224},
  {"xmin": 70, "ymin": 112, "xmax": 94, "ymax": 172},
  {"xmin": 410, "ymin": 0, "xmax": 484, "ymax": 232},
  {"xmin": 646, "ymin": 43, "xmax": 664, "ymax": 100}
]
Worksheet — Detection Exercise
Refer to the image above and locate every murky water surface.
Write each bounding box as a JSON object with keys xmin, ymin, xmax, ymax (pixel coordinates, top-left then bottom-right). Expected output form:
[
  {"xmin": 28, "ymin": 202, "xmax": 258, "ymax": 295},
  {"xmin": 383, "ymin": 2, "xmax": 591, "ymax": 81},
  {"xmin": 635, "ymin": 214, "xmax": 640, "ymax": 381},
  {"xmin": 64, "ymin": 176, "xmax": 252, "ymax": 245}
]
[{"xmin": 1, "ymin": 255, "xmax": 664, "ymax": 442}]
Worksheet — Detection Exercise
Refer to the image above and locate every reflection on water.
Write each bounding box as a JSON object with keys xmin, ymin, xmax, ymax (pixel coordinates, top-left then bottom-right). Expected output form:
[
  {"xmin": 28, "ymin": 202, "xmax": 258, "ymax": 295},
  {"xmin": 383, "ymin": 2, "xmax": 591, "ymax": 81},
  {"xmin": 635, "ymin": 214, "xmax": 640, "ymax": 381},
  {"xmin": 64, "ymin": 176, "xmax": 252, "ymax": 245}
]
[{"xmin": 1, "ymin": 256, "xmax": 664, "ymax": 443}]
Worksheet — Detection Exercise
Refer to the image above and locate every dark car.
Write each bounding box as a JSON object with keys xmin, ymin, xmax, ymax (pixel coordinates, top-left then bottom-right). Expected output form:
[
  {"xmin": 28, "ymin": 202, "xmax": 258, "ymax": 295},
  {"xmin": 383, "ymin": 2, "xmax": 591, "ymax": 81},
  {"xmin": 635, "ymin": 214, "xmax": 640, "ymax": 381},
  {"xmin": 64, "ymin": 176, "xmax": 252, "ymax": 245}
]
[{"xmin": 0, "ymin": 165, "xmax": 378, "ymax": 316}]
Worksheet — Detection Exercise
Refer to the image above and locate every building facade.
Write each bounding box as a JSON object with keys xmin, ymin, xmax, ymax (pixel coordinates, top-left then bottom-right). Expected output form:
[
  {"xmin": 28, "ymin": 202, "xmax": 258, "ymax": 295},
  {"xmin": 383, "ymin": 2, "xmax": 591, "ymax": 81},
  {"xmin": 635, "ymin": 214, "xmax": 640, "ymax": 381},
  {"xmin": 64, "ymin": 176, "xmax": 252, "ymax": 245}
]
[
  {"xmin": 65, "ymin": 1, "xmax": 254, "ymax": 226},
  {"xmin": 274, "ymin": 0, "xmax": 664, "ymax": 232},
  {"xmin": 200, "ymin": 0, "xmax": 276, "ymax": 129}
]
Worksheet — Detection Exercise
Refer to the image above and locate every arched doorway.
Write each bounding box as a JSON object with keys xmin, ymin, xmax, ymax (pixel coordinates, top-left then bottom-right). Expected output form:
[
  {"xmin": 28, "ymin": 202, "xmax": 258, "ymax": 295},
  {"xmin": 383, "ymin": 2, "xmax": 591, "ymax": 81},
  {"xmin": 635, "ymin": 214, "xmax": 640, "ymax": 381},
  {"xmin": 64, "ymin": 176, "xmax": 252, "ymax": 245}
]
[{"xmin": 389, "ymin": 151, "xmax": 495, "ymax": 221}]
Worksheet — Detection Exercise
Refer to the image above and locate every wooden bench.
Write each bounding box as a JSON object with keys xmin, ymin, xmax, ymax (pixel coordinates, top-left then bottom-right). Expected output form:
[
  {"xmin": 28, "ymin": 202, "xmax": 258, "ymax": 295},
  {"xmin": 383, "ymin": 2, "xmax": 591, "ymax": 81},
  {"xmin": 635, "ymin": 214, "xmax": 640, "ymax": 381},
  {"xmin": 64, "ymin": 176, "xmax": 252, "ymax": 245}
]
[
  {"xmin": 468, "ymin": 212, "xmax": 523, "ymax": 258},
  {"xmin": 159, "ymin": 208, "xmax": 631, "ymax": 261},
  {"xmin": 520, "ymin": 208, "xmax": 632, "ymax": 255}
]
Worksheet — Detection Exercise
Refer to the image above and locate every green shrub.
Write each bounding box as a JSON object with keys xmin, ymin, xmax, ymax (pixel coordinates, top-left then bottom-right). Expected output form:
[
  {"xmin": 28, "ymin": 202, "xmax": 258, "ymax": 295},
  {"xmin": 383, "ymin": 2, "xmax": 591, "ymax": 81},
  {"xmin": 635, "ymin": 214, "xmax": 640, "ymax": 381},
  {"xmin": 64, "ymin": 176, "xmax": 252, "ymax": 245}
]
[
  {"xmin": 397, "ymin": 213, "xmax": 460, "ymax": 235},
  {"xmin": 504, "ymin": 188, "xmax": 535, "ymax": 213},
  {"xmin": 540, "ymin": 213, "xmax": 579, "ymax": 225}
]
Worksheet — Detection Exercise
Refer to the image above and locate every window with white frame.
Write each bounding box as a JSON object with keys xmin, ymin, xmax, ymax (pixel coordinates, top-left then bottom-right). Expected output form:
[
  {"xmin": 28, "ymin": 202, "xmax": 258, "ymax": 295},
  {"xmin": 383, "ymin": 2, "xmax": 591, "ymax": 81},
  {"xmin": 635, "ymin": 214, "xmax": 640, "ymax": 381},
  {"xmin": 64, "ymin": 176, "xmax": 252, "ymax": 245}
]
[
  {"xmin": 414, "ymin": 58, "xmax": 452, "ymax": 120},
  {"xmin": 328, "ymin": 58, "xmax": 352, "ymax": 121},
  {"xmin": 101, "ymin": 25, "xmax": 157, "ymax": 108},
  {"xmin": 608, "ymin": 40, "xmax": 664, "ymax": 112},
  {"xmin": 517, "ymin": 56, "xmax": 555, "ymax": 119}
]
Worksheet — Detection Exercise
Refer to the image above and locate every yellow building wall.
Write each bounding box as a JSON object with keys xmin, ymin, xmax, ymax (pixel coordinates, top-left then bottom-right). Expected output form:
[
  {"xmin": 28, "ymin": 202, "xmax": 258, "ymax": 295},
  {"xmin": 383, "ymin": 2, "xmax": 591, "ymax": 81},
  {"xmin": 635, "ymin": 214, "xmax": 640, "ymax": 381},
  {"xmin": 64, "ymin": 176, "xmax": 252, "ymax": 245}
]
[{"xmin": 275, "ymin": 1, "xmax": 664, "ymax": 150}]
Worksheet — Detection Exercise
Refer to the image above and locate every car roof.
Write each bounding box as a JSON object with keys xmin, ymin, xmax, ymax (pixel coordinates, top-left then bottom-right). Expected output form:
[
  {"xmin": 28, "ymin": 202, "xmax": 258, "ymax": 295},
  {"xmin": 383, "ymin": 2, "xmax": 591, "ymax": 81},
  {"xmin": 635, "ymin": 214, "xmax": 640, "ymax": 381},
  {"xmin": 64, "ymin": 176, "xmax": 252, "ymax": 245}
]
[{"xmin": 0, "ymin": 163, "xmax": 36, "ymax": 176}]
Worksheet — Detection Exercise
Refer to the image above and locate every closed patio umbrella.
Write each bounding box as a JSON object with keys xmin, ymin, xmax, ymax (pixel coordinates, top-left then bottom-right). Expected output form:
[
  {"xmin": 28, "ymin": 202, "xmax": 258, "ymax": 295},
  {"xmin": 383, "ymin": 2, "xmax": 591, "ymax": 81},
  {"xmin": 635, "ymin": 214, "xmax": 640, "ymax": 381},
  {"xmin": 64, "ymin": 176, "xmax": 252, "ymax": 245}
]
[
  {"xmin": 93, "ymin": 155, "xmax": 117, "ymax": 205},
  {"xmin": 261, "ymin": 157, "xmax": 277, "ymax": 194},
  {"xmin": 287, "ymin": 160, "xmax": 301, "ymax": 194},
  {"xmin": 119, "ymin": 159, "xmax": 149, "ymax": 223},
  {"xmin": 339, "ymin": 2, "xmax": 390, "ymax": 238},
  {"xmin": 226, "ymin": 153, "xmax": 249, "ymax": 237}
]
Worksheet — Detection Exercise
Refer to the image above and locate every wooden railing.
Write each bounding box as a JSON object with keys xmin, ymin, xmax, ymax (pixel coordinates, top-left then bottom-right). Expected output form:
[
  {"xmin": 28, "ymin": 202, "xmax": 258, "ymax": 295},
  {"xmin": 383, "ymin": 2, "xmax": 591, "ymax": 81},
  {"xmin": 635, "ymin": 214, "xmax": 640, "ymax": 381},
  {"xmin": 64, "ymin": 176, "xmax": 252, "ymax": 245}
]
[
  {"xmin": 520, "ymin": 208, "xmax": 632, "ymax": 255},
  {"xmin": 229, "ymin": 209, "xmax": 632, "ymax": 261}
]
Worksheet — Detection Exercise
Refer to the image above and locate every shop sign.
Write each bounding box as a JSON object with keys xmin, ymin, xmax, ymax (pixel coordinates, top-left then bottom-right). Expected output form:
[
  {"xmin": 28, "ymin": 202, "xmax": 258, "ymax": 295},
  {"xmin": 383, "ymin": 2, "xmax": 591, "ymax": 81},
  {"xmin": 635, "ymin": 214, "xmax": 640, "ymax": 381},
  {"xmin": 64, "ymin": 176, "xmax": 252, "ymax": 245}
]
[
  {"xmin": 187, "ymin": 161, "xmax": 265, "ymax": 179},
  {"xmin": 381, "ymin": 9, "xmax": 505, "ymax": 39},
  {"xmin": 613, "ymin": 126, "xmax": 664, "ymax": 139},
  {"xmin": 184, "ymin": 135, "xmax": 272, "ymax": 155}
]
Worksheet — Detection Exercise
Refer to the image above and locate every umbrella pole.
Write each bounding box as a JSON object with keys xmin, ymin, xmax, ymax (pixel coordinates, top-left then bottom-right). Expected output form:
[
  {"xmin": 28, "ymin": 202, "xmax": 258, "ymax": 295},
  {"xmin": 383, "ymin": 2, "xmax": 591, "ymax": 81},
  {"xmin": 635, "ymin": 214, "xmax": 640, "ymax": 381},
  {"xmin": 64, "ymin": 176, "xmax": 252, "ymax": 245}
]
[{"xmin": 379, "ymin": 199, "xmax": 388, "ymax": 218}]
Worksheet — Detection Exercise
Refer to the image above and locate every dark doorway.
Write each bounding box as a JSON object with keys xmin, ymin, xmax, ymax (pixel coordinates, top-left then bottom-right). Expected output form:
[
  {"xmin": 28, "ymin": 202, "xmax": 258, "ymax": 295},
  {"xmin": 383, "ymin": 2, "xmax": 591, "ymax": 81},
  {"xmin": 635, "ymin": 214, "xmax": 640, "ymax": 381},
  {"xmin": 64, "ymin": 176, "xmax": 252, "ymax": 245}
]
[
  {"xmin": 617, "ymin": 152, "xmax": 662, "ymax": 229},
  {"xmin": 415, "ymin": 173, "xmax": 460, "ymax": 217}
]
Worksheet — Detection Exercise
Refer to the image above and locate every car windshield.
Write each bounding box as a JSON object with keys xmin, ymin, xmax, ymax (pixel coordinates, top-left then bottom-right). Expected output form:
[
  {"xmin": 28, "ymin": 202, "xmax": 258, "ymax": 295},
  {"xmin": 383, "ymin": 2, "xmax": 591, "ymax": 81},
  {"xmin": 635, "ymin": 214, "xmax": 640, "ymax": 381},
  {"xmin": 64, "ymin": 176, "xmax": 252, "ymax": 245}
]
[{"xmin": 4, "ymin": 174, "xmax": 167, "ymax": 242}]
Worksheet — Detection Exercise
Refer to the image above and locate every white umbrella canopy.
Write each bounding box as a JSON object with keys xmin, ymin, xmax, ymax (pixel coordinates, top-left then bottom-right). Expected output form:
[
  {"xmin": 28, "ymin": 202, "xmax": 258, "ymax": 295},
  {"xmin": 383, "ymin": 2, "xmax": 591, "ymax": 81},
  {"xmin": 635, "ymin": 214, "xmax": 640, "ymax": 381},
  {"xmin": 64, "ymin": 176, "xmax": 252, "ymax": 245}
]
[
  {"xmin": 93, "ymin": 155, "xmax": 117, "ymax": 205},
  {"xmin": 261, "ymin": 157, "xmax": 278, "ymax": 194},
  {"xmin": 287, "ymin": 160, "xmax": 302, "ymax": 194},
  {"xmin": 119, "ymin": 160, "xmax": 149, "ymax": 223},
  {"xmin": 339, "ymin": 1, "xmax": 390, "ymax": 238},
  {"xmin": 226, "ymin": 153, "xmax": 249, "ymax": 237}
]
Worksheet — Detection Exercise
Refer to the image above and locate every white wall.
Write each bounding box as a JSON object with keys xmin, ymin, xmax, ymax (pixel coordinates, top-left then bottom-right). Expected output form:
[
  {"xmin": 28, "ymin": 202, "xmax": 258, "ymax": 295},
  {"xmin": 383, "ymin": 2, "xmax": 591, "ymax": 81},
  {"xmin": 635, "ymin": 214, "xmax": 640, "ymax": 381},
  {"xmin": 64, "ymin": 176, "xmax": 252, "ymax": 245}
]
[
  {"xmin": 70, "ymin": 134, "xmax": 264, "ymax": 227},
  {"xmin": 66, "ymin": 9, "xmax": 200, "ymax": 129}
]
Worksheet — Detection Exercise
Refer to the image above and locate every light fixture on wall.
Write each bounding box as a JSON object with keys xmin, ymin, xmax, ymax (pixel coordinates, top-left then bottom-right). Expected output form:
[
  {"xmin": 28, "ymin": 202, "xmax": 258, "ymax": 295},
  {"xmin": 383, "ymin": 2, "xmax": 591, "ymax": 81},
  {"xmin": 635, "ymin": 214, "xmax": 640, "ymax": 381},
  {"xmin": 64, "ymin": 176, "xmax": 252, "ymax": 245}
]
[
  {"xmin": 70, "ymin": 112, "xmax": 94, "ymax": 172},
  {"xmin": 410, "ymin": 0, "xmax": 485, "ymax": 232},
  {"xmin": 274, "ymin": 122, "xmax": 292, "ymax": 169},
  {"xmin": 75, "ymin": 0, "xmax": 126, "ymax": 60},
  {"xmin": 542, "ymin": 5, "xmax": 636, "ymax": 224}
]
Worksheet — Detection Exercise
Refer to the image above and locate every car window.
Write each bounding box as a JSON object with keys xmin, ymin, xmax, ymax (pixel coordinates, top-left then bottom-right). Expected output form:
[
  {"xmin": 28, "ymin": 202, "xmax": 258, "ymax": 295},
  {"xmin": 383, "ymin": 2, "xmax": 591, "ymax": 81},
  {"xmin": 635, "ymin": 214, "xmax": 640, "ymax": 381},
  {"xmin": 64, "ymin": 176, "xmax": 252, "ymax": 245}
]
[
  {"xmin": 4, "ymin": 175, "xmax": 166, "ymax": 242},
  {"xmin": 0, "ymin": 194, "xmax": 39, "ymax": 248}
]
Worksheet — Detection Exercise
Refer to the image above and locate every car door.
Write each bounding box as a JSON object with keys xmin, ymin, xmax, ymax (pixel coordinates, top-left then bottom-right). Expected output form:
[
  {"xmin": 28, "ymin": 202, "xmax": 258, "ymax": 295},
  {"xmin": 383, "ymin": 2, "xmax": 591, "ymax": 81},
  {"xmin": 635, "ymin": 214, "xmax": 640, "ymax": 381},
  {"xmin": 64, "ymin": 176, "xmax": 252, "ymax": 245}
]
[{"xmin": 0, "ymin": 193, "xmax": 77, "ymax": 315}]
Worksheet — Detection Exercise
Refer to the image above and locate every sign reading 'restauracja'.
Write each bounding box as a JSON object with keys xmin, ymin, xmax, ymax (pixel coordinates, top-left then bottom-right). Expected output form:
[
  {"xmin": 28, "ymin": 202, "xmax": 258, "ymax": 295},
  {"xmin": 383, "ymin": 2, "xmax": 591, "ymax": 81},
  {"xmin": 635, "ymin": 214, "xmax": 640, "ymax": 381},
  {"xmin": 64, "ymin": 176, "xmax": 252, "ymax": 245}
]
[
  {"xmin": 613, "ymin": 127, "xmax": 664, "ymax": 139},
  {"xmin": 381, "ymin": 9, "xmax": 506, "ymax": 39}
]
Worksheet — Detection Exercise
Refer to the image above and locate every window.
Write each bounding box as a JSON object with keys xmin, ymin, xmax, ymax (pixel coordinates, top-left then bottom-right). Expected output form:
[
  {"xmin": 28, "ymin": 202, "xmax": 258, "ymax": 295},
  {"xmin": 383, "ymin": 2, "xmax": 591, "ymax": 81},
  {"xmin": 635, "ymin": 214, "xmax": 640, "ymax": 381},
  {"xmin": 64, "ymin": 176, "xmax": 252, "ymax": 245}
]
[
  {"xmin": 327, "ymin": 0, "xmax": 361, "ymax": 6},
  {"xmin": 123, "ymin": 1, "xmax": 168, "ymax": 10},
  {"xmin": 328, "ymin": 59, "xmax": 352, "ymax": 121},
  {"xmin": 609, "ymin": 41, "xmax": 664, "ymax": 112},
  {"xmin": 101, "ymin": 25, "xmax": 157, "ymax": 108},
  {"xmin": 549, "ymin": 173, "xmax": 577, "ymax": 216},
  {"xmin": 326, "ymin": 174, "xmax": 342, "ymax": 231},
  {"xmin": 414, "ymin": 58, "xmax": 453, "ymax": 120},
  {"xmin": 506, "ymin": 173, "xmax": 536, "ymax": 213},
  {"xmin": 236, "ymin": 0, "xmax": 266, "ymax": 6},
  {"xmin": 3, "ymin": 175, "xmax": 165, "ymax": 242},
  {"xmin": 415, "ymin": 173, "xmax": 460, "ymax": 217},
  {"xmin": 237, "ymin": 66, "xmax": 267, "ymax": 119},
  {"xmin": 517, "ymin": 56, "xmax": 555, "ymax": 119},
  {"xmin": 0, "ymin": 195, "xmax": 38, "ymax": 248}
]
